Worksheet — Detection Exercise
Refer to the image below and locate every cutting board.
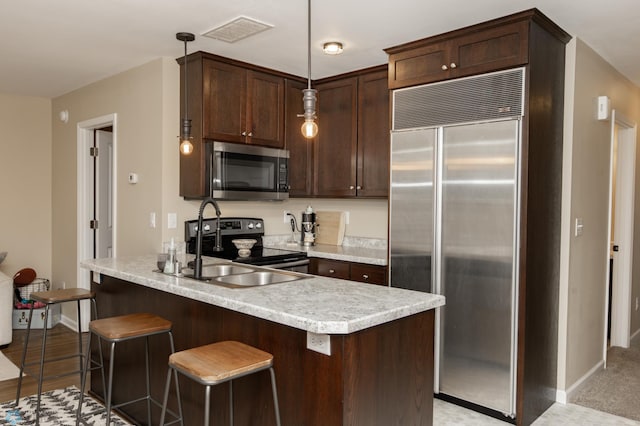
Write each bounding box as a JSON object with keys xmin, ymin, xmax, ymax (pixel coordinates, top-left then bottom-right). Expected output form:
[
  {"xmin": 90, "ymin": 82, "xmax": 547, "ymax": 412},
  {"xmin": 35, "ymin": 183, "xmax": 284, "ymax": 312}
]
[{"xmin": 315, "ymin": 211, "xmax": 346, "ymax": 246}]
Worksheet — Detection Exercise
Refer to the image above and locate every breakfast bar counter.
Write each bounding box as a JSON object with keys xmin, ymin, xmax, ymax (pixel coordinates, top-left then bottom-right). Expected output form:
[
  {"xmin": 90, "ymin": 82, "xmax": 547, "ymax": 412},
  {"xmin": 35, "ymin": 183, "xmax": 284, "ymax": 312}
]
[{"xmin": 82, "ymin": 255, "xmax": 444, "ymax": 425}]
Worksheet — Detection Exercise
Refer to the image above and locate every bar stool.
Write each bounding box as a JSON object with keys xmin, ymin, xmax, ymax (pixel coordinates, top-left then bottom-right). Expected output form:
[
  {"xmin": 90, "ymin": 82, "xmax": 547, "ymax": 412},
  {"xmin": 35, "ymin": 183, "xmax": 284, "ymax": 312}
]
[
  {"xmin": 159, "ymin": 340, "xmax": 281, "ymax": 426},
  {"xmin": 15, "ymin": 288, "xmax": 98, "ymax": 425},
  {"xmin": 76, "ymin": 312, "xmax": 178, "ymax": 425}
]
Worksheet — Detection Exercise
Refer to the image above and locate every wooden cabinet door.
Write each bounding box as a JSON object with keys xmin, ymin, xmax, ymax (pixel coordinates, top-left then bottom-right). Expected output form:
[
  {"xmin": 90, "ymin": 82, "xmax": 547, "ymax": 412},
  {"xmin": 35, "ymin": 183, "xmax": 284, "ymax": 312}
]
[
  {"xmin": 388, "ymin": 40, "xmax": 450, "ymax": 89},
  {"xmin": 356, "ymin": 70, "xmax": 389, "ymax": 197},
  {"xmin": 450, "ymin": 21, "xmax": 529, "ymax": 78},
  {"xmin": 350, "ymin": 263, "xmax": 388, "ymax": 286},
  {"xmin": 314, "ymin": 77, "xmax": 358, "ymax": 197},
  {"xmin": 310, "ymin": 258, "xmax": 351, "ymax": 280},
  {"xmin": 285, "ymin": 79, "xmax": 313, "ymax": 197},
  {"xmin": 203, "ymin": 60, "xmax": 246, "ymax": 143},
  {"xmin": 247, "ymin": 70, "xmax": 285, "ymax": 148}
]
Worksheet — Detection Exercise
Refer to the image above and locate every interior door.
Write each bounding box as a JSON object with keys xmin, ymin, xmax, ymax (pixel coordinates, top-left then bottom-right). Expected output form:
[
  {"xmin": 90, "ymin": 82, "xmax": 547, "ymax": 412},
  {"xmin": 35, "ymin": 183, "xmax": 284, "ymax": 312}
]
[
  {"xmin": 437, "ymin": 119, "xmax": 519, "ymax": 416},
  {"xmin": 95, "ymin": 129, "xmax": 113, "ymax": 258}
]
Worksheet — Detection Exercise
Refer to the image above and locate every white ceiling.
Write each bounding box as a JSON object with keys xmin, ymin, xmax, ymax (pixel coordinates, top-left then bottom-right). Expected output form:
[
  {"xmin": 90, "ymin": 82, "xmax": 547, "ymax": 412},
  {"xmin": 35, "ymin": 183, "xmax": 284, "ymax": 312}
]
[{"xmin": 2, "ymin": 0, "xmax": 639, "ymax": 98}]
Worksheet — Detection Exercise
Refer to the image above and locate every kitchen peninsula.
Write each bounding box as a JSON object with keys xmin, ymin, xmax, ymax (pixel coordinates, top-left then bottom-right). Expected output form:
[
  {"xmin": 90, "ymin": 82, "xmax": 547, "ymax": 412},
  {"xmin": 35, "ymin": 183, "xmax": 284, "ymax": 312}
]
[{"xmin": 82, "ymin": 255, "xmax": 444, "ymax": 425}]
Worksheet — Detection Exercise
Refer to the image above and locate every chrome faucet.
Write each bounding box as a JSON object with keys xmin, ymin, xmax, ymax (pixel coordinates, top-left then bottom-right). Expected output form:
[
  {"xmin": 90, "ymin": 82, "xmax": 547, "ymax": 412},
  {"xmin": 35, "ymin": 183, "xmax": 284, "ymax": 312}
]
[{"xmin": 194, "ymin": 197, "xmax": 223, "ymax": 279}]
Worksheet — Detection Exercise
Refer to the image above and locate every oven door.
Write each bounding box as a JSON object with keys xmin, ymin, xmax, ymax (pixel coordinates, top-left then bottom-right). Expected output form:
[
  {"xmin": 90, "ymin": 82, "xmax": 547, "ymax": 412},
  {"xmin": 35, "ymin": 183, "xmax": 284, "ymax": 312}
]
[
  {"xmin": 208, "ymin": 141, "xmax": 289, "ymax": 200},
  {"xmin": 262, "ymin": 259, "xmax": 310, "ymax": 273}
]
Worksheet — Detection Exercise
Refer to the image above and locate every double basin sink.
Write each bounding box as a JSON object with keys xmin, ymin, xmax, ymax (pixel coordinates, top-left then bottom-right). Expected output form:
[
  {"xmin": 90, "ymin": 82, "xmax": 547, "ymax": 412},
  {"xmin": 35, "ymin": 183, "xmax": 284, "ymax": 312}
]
[{"xmin": 180, "ymin": 264, "xmax": 306, "ymax": 289}]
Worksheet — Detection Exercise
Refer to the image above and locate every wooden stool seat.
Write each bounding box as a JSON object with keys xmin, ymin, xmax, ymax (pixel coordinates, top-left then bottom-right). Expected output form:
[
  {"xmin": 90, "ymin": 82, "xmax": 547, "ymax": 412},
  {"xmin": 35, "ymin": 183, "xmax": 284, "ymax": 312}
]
[
  {"xmin": 160, "ymin": 340, "xmax": 280, "ymax": 426},
  {"xmin": 90, "ymin": 312, "xmax": 172, "ymax": 341},
  {"xmin": 31, "ymin": 288, "xmax": 96, "ymax": 304},
  {"xmin": 169, "ymin": 341, "xmax": 274, "ymax": 385},
  {"xmin": 77, "ymin": 312, "xmax": 176, "ymax": 425}
]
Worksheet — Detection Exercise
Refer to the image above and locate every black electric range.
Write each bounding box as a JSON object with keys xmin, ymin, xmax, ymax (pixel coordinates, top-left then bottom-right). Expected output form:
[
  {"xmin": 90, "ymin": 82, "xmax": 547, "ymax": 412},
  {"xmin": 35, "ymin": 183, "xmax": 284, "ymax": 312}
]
[{"xmin": 184, "ymin": 217, "xmax": 308, "ymax": 270}]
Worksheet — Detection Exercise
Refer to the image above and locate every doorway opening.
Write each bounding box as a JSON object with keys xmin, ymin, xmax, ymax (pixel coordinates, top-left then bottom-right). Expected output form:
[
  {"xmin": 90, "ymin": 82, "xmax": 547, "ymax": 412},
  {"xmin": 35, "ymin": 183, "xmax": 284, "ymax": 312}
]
[
  {"xmin": 76, "ymin": 114, "xmax": 117, "ymax": 331},
  {"xmin": 604, "ymin": 110, "xmax": 637, "ymax": 363}
]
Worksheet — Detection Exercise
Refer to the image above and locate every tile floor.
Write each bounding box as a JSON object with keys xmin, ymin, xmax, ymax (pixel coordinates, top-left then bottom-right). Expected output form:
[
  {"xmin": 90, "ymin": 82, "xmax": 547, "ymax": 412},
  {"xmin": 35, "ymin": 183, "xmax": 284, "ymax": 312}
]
[{"xmin": 434, "ymin": 399, "xmax": 640, "ymax": 425}]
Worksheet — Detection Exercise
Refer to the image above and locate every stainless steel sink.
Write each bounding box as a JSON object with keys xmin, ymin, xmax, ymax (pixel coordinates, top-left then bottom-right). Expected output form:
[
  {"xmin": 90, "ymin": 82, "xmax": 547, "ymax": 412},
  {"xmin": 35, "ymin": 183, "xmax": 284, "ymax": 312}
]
[
  {"xmin": 179, "ymin": 264, "xmax": 306, "ymax": 288},
  {"xmin": 213, "ymin": 271, "xmax": 304, "ymax": 288}
]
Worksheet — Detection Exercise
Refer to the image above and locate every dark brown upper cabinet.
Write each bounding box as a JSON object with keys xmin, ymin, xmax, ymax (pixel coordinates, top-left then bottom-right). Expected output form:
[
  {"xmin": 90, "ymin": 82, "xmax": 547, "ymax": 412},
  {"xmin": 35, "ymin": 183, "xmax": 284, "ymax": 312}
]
[
  {"xmin": 312, "ymin": 66, "xmax": 389, "ymax": 198},
  {"xmin": 386, "ymin": 18, "xmax": 530, "ymax": 89},
  {"xmin": 202, "ymin": 60, "xmax": 285, "ymax": 148},
  {"xmin": 177, "ymin": 52, "xmax": 292, "ymax": 198}
]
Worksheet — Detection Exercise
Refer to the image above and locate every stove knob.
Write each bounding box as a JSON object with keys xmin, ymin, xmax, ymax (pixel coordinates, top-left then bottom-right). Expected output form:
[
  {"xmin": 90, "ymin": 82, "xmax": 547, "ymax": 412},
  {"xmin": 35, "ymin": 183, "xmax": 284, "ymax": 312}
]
[
  {"xmin": 247, "ymin": 222, "xmax": 255, "ymax": 229},
  {"xmin": 255, "ymin": 222, "xmax": 262, "ymax": 229}
]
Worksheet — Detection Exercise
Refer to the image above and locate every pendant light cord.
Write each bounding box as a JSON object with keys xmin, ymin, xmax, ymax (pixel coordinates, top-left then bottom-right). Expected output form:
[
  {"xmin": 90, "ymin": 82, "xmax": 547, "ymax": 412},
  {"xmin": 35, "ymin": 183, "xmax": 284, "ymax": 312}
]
[
  {"xmin": 307, "ymin": 0, "xmax": 311, "ymax": 90},
  {"xmin": 183, "ymin": 39, "xmax": 188, "ymax": 122}
]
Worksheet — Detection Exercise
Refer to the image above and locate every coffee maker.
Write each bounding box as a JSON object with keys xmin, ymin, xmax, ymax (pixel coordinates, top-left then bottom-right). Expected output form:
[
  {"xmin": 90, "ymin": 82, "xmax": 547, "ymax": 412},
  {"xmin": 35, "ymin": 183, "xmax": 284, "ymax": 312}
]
[{"xmin": 301, "ymin": 206, "xmax": 316, "ymax": 246}]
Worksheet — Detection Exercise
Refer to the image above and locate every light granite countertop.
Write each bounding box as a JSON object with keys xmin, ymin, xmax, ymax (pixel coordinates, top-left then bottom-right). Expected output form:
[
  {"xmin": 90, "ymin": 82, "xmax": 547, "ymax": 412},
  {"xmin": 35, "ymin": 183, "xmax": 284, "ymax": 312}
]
[
  {"xmin": 81, "ymin": 255, "xmax": 443, "ymax": 335},
  {"xmin": 263, "ymin": 236, "xmax": 388, "ymax": 266}
]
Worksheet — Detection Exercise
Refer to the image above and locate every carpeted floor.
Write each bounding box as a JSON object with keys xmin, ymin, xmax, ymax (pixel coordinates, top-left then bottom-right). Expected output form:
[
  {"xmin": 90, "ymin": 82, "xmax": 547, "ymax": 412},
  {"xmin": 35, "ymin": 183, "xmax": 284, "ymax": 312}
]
[
  {"xmin": 0, "ymin": 386, "xmax": 131, "ymax": 425},
  {"xmin": 571, "ymin": 338, "xmax": 640, "ymax": 421}
]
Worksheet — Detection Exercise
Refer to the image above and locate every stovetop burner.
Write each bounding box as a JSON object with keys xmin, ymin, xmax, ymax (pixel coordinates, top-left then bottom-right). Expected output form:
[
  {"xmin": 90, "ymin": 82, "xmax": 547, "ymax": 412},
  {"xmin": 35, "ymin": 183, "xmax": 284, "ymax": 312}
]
[{"xmin": 185, "ymin": 217, "xmax": 307, "ymax": 267}]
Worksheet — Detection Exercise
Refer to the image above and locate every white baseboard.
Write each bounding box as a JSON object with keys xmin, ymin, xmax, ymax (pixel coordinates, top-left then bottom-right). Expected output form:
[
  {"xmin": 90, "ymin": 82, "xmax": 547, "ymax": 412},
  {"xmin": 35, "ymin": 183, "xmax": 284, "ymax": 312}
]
[
  {"xmin": 59, "ymin": 314, "xmax": 78, "ymax": 333},
  {"xmin": 556, "ymin": 359, "xmax": 604, "ymax": 404}
]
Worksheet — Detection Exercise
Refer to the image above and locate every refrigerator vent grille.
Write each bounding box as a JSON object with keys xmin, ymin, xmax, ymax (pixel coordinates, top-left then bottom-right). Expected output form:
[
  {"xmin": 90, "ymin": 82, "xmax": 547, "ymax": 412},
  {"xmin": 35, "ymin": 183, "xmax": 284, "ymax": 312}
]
[{"xmin": 393, "ymin": 68, "xmax": 524, "ymax": 130}]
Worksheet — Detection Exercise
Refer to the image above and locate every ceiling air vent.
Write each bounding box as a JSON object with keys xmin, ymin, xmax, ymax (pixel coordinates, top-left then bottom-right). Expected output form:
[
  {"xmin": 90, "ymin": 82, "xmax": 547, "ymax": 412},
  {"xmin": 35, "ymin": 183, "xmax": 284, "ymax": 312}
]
[{"xmin": 202, "ymin": 17, "xmax": 273, "ymax": 43}]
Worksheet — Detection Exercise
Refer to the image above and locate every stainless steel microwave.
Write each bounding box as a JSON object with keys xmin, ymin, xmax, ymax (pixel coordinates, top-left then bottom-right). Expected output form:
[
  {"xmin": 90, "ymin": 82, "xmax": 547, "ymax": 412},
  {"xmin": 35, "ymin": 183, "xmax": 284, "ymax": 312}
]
[{"xmin": 205, "ymin": 141, "xmax": 289, "ymax": 201}]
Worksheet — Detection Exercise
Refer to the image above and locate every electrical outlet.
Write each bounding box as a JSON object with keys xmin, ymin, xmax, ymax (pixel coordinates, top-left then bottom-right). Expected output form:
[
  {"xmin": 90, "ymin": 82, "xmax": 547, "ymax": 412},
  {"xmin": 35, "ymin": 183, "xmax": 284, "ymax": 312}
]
[
  {"xmin": 344, "ymin": 211, "xmax": 350, "ymax": 225},
  {"xmin": 283, "ymin": 210, "xmax": 291, "ymax": 223},
  {"xmin": 61, "ymin": 281, "xmax": 66, "ymax": 289},
  {"xmin": 307, "ymin": 332, "xmax": 331, "ymax": 355},
  {"xmin": 150, "ymin": 212, "xmax": 156, "ymax": 228}
]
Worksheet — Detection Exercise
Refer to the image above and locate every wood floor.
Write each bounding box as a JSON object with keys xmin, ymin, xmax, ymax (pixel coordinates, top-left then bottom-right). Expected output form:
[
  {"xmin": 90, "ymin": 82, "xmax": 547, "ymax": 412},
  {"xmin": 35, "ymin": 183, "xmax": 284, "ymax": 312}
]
[{"xmin": 0, "ymin": 324, "xmax": 88, "ymax": 404}]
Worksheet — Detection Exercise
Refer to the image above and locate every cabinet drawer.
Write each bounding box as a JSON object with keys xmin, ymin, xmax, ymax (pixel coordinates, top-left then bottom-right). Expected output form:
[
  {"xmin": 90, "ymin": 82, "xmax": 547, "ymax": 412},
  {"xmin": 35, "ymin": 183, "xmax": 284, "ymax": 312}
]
[
  {"xmin": 313, "ymin": 259, "xmax": 350, "ymax": 280},
  {"xmin": 350, "ymin": 264, "xmax": 388, "ymax": 286}
]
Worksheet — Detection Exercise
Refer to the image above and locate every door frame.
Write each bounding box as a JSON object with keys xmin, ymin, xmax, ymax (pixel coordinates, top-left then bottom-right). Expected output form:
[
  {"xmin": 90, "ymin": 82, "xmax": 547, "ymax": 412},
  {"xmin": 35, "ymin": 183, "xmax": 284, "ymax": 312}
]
[
  {"xmin": 76, "ymin": 113, "xmax": 117, "ymax": 331},
  {"xmin": 604, "ymin": 109, "xmax": 637, "ymax": 358}
]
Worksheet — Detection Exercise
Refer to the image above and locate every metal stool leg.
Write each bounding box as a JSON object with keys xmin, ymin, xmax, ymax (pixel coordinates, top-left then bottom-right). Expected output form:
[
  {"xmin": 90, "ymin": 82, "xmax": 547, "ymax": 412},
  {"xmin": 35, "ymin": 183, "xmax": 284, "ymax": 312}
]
[
  {"xmin": 145, "ymin": 336, "xmax": 152, "ymax": 425},
  {"xmin": 229, "ymin": 380, "xmax": 233, "ymax": 426},
  {"xmin": 34, "ymin": 304, "xmax": 52, "ymax": 425},
  {"xmin": 15, "ymin": 305, "xmax": 36, "ymax": 405},
  {"xmin": 269, "ymin": 367, "xmax": 281, "ymax": 426},
  {"xmin": 204, "ymin": 385, "xmax": 211, "ymax": 426},
  {"xmin": 105, "ymin": 341, "xmax": 116, "ymax": 425},
  {"xmin": 76, "ymin": 330, "xmax": 93, "ymax": 425}
]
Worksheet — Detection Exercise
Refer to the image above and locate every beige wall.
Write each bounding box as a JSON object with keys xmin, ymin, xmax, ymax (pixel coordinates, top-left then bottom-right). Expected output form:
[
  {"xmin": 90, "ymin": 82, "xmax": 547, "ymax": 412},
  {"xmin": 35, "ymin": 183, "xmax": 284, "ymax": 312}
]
[
  {"xmin": 558, "ymin": 38, "xmax": 640, "ymax": 393},
  {"xmin": 0, "ymin": 93, "xmax": 52, "ymax": 279},
  {"xmin": 52, "ymin": 58, "xmax": 176, "ymax": 320}
]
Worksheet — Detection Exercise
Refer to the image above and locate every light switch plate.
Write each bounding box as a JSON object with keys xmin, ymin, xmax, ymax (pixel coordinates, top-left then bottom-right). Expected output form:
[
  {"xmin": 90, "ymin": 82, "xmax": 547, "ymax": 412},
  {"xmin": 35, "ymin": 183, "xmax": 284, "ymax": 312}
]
[{"xmin": 168, "ymin": 213, "xmax": 177, "ymax": 229}]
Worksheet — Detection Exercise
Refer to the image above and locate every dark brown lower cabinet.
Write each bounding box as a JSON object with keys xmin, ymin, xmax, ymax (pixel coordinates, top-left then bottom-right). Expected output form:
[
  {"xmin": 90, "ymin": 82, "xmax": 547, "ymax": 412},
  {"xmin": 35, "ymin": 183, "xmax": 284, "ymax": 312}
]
[
  {"xmin": 90, "ymin": 275, "xmax": 433, "ymax": 425},
  {"xmin": 310, "ymin": 257, "xmax": 388, "ymax": 285}
]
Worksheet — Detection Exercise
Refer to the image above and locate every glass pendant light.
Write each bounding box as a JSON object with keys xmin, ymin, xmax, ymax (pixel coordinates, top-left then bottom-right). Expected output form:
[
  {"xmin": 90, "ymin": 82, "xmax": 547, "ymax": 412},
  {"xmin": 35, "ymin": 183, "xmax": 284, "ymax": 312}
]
[
  {"xmin": 177, "ymin": 32, "xmax": 195, "ymax": 155},
  {"xmin": 299, "ymin": 0, "xmax": 318, "ymax": 139}
]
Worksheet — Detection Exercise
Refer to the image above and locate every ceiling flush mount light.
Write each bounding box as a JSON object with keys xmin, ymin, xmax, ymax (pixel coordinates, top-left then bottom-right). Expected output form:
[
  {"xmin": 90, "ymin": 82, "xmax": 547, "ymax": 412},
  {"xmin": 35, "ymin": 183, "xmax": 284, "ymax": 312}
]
[
  {"xmin": 298, "ymin": 0, "xmax": 318, "ymax": 139},
  {"xmin": 177, "ymin": 32, "xmax": 195, "ymax": 155},
  {"xmin": 323, "ymin": 42, "xmax": 343, "ymax": 55}
]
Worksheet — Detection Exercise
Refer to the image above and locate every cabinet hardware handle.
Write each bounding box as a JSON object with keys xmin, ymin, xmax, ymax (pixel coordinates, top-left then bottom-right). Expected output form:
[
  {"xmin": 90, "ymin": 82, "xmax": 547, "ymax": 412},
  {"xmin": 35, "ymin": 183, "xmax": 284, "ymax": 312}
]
[
  {"xmin": 329, "ymin": 269, "xmax": 335, "ymax": 274},
  {"xmin": 248, "ymin": 132, "xmax": 253, "ymax": 137},
  {"xmin": 441, "ymin": 64, "xmax": 448, "ymax": 71},
  {"xmin": 241, "ymin": 131, "xmax": 247, "ymax": 136},
  {"xmin": 356, "ymin": 185, "xmax": 362, "ymax": 190},
  {"xmin": 349, "ymin": 185, "xmax": 355, "ymax": 190},
  {"xmin": 362, "ymin": 274, "xmax": 369, "ymax": 280},
  {"xmin": 450, "ymin": 62, "xmax": 457, "ymax": 69}
]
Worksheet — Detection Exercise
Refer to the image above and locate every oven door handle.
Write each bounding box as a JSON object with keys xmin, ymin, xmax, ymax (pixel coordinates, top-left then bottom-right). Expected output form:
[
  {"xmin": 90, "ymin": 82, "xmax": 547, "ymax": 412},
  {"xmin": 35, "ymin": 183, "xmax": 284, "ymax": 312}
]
[{"xmin": 264, "ymin": 259, "xmax": 310, "ymax": 269}]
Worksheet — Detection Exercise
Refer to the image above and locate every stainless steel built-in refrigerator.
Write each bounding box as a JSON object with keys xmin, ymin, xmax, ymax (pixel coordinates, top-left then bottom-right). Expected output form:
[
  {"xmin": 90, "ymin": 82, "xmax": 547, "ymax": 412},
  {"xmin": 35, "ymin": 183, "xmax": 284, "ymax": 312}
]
[{"xmin": 389, "ymin": 68, "xmax": 524, "ymax": 418}]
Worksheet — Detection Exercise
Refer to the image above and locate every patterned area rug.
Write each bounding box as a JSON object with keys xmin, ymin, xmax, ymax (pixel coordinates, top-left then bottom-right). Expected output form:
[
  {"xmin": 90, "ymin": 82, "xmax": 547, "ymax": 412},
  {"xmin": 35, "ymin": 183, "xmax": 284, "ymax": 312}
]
[{"xmin": 0, "ymin": 386, "xmax": 131, "ymax": 425}]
